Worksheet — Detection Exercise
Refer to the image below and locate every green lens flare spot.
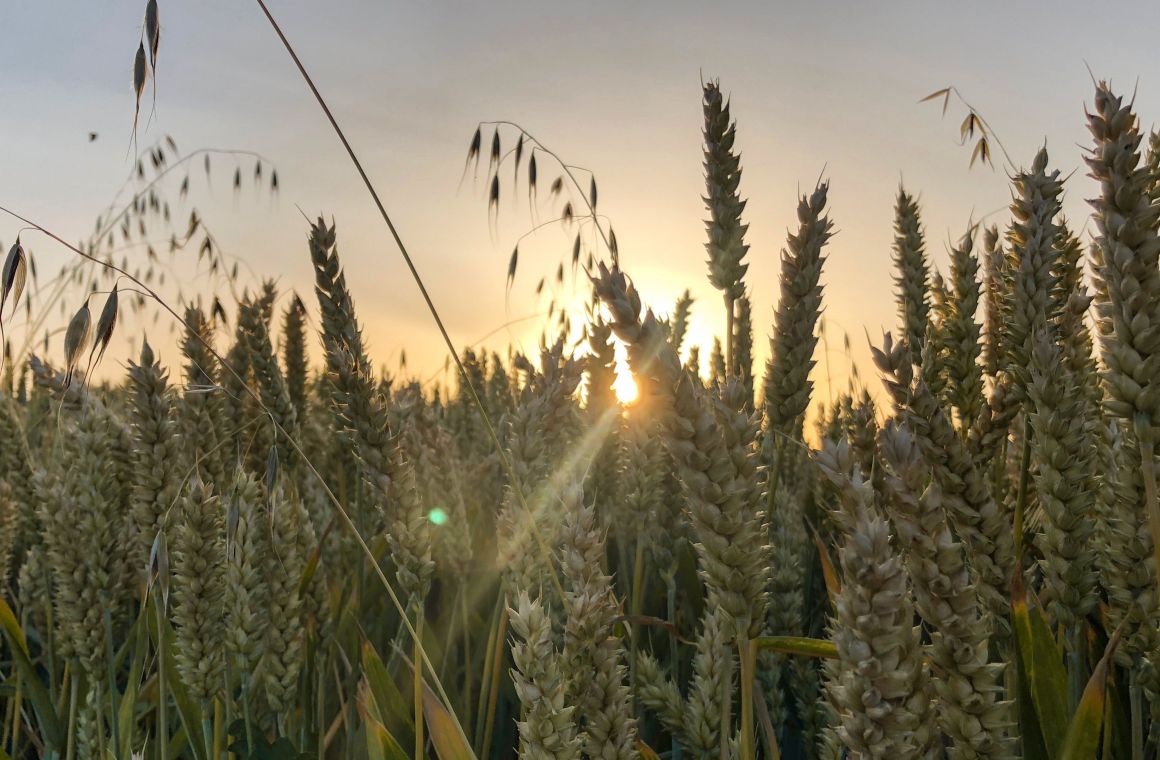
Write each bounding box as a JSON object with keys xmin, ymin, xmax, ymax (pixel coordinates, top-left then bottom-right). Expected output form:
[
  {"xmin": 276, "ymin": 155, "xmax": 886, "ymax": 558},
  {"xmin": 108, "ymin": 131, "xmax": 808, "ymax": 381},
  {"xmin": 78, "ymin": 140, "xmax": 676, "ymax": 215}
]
[{"xmin": 428, "ymin": 507, "xmax": 448, "ymax": 526}]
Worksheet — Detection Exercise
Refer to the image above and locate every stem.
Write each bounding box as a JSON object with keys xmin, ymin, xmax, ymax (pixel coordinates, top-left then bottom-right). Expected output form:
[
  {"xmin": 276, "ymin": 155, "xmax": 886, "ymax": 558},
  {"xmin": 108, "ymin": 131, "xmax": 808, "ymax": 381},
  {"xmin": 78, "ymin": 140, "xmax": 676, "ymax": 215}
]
[
  {"xmin": 65, "ymin": 663, "xmax": 77, "ymax": 760},
  {"xmin": 460, "ymin": 589, "xmax": 473, "ymax": 732},
  {"xmin": 414, "ymin": 609, "xmax": 425, "ymax": 760},
  {"xmin": 102, "ymin": 599, "xmax": 122, "ymax": 755},
  {"xmin": 473, "ymin": 599, "xmax": 499, "ymax": 754},
  {"xmin": 1132, "ymin": 667, "xmax": 1144, "ymax": 760},
  {"xmin": 202, "ymin": 716, "xmax": 213, "ymax": 760},
  {"xmin": 738, "ymin": 638, "xmax": 756, "ymax": 760},
  {"xmin": 666, "ymin": 579, "xmax": 681, "ymax": 760},
  {"xmin": 481, "ymin": 605, "xmax": 509, "ymax": 760},
  {"xmin": 1136, "ymin": 419, "xmax": 1160, "ymax": 599},
  {"xmin": 1066, "ymin": 625, "xmax": 1086, "ymax": 714},
  {"xmin": 155, "ymin": 598, "xmax": 169, "ymax": 760}
]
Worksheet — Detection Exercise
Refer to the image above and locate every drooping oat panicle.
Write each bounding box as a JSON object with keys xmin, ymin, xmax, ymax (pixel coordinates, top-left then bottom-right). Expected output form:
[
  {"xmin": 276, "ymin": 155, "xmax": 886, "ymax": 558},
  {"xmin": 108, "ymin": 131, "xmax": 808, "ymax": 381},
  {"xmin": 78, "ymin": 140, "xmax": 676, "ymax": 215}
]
[
  {"xmin": 1026, "ymin": 333, "xmax": 1099, "ymax": 629},
  {"xmin": 764, "ymin": 182, "xmax": 832, "ymax": 440},
  {"xmin": 813, "ymin": 439, "xmax": 937, "ymax": 760},
  {"xmin": 1006, "ymin": 147, "xmax": 1064, "ymax": 401},
  {"xmin": 877, "ymin": 423, "xmax": 1017, "ymax": 759},
  {"xmin": 892, "ymin": 187, "xmax": 931, "ymax": 364},
  {"xmin": 171, "ymin": 477, "xmax": 226, "ymax": 708},
  {"xmin": 943, "ymin": 229, "xmax": 985, "ymax": 430},
  {"xmin": 128, "ymin": 339, "xmax": 182, "ymax": 583},
  {"xmin": 874, "ymin": 332, "xmax": 1015, "ymax": 624},
  {"xmin": 509, "ymin": 592, "xmax": 583, "ymax": 760},
  {"xmin": 557, "ymin": 483, "xmax": 638, "ymax": 760}
]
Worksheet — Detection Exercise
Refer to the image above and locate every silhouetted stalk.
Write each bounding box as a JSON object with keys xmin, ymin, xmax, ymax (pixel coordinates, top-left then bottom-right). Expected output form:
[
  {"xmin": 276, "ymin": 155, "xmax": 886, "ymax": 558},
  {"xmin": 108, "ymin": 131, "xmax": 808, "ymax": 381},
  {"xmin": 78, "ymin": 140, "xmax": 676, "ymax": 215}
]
[
  {"xmin": 65, "ymin": 663, "xmax": 77, "ymax": 760},
  {"xmin": 481, "ymin": 606, "xmax": 508, "ymax": 760},
  {"xmin": 473, "ymin": 598, "xmax": 502, "ymax": 754},
  {"xmin": 156, "ymin": 596, "xmax": 169, "ymax": 760}
]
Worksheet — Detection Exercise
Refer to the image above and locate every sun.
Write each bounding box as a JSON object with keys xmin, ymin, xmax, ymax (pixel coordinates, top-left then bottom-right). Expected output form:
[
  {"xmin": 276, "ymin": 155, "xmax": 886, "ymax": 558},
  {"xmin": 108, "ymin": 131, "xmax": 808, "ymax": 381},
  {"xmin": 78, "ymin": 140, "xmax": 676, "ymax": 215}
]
[{"xmin": 613, "ymin": 364, "xmax": 638, "ymax": 405}]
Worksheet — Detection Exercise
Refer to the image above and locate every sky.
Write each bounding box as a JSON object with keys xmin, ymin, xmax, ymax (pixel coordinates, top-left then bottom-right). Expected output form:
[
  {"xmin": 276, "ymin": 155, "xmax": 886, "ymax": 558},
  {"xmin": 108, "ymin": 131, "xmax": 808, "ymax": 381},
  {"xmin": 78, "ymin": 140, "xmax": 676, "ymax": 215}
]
[{"xmin": 4, "ymin": 1, "xmax": 1160, "ymax": 408}]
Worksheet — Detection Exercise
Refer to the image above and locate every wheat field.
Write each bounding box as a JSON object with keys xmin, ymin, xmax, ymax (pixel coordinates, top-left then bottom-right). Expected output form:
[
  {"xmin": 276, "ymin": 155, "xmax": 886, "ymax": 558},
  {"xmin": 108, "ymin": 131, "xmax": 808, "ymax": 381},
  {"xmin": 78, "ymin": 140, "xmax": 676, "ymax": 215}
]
[{"xmin": 5, "ymin": 4, "xmax": 1160, "ymax": 760}]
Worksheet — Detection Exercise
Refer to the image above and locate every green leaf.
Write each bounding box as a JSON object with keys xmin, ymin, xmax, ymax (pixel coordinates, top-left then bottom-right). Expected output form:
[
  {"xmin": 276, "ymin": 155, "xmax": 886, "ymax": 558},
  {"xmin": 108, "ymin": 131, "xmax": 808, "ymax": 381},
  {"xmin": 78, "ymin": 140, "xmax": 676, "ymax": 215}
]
[
  {"xmin": 421, "ymin": 681, "xmax": 476, "ymax": 760},
  {"xmin": 118, "ymin": 614, "xmax": 149, "ymax": 759},
  {"xmin": 753, "ymin": 636, "xmax": 837, "ymax": 660},
  {"xmin": 1012, "ymin": 576, "xmax": 1069, "ymax": 757},
  {"xmin": 361, "ymin": 640, "xmax": 415, "ymax": 738},
  {"xmin": 357, "ymin": 681, "xmax": 409, "ymax": 760},
  {"xmin": 0, "ymin": 596, "xmax": 63, "ymax": 751},
  {"xmin": 1059, "ymin": 624, "xmax": 1123, "ymax": 760}
]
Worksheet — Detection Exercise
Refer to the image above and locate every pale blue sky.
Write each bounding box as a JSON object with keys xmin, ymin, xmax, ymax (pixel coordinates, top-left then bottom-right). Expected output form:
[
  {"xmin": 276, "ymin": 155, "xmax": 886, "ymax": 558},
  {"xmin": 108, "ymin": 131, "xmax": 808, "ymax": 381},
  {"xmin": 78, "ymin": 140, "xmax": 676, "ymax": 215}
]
[{"xmin": 3, "ymin": 1, "xmax": 1160, "ymax": 399}]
